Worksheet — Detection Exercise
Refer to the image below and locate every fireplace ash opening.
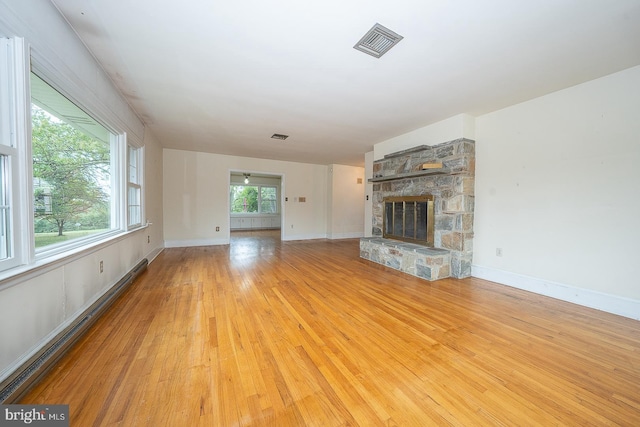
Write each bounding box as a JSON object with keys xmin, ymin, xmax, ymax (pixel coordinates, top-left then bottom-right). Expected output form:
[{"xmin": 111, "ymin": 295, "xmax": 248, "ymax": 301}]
[{"xmin": 383, "ymin": 195, "xmax": 434, "ymax": 247}]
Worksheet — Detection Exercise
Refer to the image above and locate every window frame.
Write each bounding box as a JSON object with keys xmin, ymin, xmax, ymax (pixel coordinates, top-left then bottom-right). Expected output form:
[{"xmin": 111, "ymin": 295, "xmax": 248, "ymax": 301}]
[
  {"xmin": 0, "ymin": 37, "xmax": 29, "ymax": 272},
  {"xmin": 30, "ymin": 71, "xmax": 123, "ymax": 259},
  {"xmin": 127, "ymin": 144, "xmax": 143, "ymax": 229},
  {"xmin": 259, "ymin": 185, "xmax": 278, "ymax": 214},
  {"xmin": 229, "ymin": 184, "xmax": 279, "ymax": 215},
  {"xmin": 0, "ymin": 36, "xmax": 145, "ymax": 277}
]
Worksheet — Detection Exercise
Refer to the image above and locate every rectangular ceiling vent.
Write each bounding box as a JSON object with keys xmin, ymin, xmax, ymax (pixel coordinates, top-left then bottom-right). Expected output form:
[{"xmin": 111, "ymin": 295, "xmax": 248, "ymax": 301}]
[
  {"xmin": 354, "ymin": 23, "xmax": 403, "ymax": 58},
  {"xmin": 271, "ymin": 133, "xmax": 289, "ymax": 140}
]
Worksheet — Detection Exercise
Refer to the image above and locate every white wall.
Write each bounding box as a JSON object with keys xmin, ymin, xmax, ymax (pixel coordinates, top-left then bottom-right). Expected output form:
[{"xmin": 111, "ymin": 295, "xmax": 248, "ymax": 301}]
[
  {"xmin": 163, "ymin": 149, "xmax": 330, "ymax": 245},
  {"xmin": 374, "ymin": 113, "xmax": 475, "ymax": 160},
  {"xmin": 369, "ymin": 66, "xmax": 640, "ymax": 319},
  {"xmin": 0, "ymin": 1, "xmax": 164, "ymax": 382},
  {"xmin": 144, "ymin": 131, "xmax": 165, "ymax": 249},
  {"xmin": 327, "ymin": 164, "xmax": 365, "ymax": 239},
  {"xmin": 163, "ymin": 151, "xmax": 368, "ymax": 245},
  {"xmin": 473, "ymin": 66, "xmax": 640, "ymax": 319}
]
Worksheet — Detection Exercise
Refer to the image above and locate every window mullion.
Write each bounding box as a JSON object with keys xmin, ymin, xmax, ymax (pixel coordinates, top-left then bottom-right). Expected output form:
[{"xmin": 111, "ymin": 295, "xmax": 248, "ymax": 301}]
[{"xmin": 0, "ymin": 37, "xmax": 31, "ymax": 270}]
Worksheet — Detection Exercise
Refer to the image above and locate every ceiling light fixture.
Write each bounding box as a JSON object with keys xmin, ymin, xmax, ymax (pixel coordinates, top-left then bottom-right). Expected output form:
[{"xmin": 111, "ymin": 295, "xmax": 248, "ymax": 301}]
[
  {"xmin": 354, "ymin": 23, "xmax": 403, "ymax": 58},
  {"xmin": 271, "ymin": 133, "xmax": 289, "ymax": 140},
  {"xmin": 244, "ymin": 173, "xmax": 250, "ymax": 184}
]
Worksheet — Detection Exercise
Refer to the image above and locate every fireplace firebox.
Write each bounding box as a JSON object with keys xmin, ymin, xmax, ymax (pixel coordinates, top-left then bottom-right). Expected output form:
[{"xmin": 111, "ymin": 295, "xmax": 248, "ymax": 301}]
[{"xmin": 383, "ymin": 195, "xmax": 434, "ymax": 247}]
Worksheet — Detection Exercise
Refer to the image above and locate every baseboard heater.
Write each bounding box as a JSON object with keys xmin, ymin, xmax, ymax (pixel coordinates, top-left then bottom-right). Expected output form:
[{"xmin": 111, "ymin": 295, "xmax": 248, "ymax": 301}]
[{"xmin": 0, "ymin": 258, "xmax": 148, "ymax": 404}]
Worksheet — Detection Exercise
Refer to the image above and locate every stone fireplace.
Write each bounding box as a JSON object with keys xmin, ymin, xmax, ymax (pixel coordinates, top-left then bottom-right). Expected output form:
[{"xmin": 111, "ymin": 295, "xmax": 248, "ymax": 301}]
[{"xmin": 360, "ymin": 138, "xmax": 475, "ymax": 280}]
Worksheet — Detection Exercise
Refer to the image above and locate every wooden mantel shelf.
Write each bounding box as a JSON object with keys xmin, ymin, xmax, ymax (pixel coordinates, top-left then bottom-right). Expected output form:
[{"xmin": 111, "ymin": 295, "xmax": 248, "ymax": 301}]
[{"xmin": 368, "ymin": 168, "xmax": 450, "ymax": 183}]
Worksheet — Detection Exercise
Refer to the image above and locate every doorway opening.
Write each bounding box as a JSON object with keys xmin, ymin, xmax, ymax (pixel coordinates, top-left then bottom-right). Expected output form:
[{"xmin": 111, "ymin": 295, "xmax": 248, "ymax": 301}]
[{"xmin": 229, "ymin": 172, "xmax": 283, "ymax": 242}]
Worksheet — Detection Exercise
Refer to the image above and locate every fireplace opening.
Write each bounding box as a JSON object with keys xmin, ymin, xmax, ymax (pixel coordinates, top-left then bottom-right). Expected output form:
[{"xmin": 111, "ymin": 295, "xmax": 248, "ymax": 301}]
[{"xmin": 383, "ymin": 195, "xmax": 434, "ymax": 247}]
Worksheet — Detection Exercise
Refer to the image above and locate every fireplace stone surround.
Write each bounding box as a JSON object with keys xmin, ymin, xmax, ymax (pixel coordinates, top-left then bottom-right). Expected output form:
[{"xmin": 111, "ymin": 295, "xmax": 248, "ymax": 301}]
[{"xmin": 360, "ymin": 138, "xmax": 475, "ymax": 280}]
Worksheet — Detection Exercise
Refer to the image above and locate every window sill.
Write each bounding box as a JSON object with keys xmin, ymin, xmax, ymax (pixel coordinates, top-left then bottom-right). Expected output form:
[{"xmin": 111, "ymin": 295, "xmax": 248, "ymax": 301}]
[
  {"xmin": 0, "ymin": 225, "xmax": 148, "ymax": 292},
  {"xmin": 230, "ymin": 213, "xmax": 280, "ymax": 216}
]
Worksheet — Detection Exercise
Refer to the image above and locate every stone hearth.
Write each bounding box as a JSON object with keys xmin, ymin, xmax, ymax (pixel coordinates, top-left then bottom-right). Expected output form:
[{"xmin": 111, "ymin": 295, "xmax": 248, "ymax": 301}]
[
  {"xmin": 361, "ymin": 138, "xmax": 475, "ymax": 280},
  {"xmin": 359, "ymin": 238, "xmax": 451, "ymax": 280}
]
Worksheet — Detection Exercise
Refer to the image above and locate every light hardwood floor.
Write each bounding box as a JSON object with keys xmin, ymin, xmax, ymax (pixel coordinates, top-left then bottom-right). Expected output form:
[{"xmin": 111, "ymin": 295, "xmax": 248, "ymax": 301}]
[{"xmin": 21, "ymin": 231, "xmax": 640, "ymax": 425}]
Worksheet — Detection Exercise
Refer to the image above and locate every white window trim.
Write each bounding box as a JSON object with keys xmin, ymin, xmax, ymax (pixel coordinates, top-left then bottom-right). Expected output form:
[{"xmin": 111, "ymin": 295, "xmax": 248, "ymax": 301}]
[
  {"xmin": 127, "ymin": 144, "xmax": 144, "ymax": 230},
  {"xmin": 0, "ymin": 36, "xmax": 145, "ymax": 276},
  {"xmin": 0, "ymin": 37, "xmax": 30, "ymax": 271},
  {"xmin": 30, "ymin": 71, "xmax": 124, "ymax": 260}
]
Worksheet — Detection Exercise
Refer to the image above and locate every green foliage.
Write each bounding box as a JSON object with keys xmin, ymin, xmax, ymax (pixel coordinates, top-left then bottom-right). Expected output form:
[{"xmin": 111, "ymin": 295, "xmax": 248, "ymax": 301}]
[
  {"xmin": 260, "ymin": 187, "xmax": 277, "ymax": 213},
  {"xmin": 34, "ymin": 229, "xmax": 107, "ymax": 248},
  {"xmin": 230, "ymin": 185, "xmax": 258, "ymax": 213},
  {"xmin": 34, "ymin": 218, "xmax": 57, "ymax": 233},
  {"xmin": 31, "ymin": 106, "xmax": 111, "ymax": 237}
]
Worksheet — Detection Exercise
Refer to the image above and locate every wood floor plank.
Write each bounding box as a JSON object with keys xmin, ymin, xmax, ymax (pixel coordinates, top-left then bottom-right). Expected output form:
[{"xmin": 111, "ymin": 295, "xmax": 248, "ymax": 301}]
[{"xmin": 19, "ymin": 230, "xmax": 640, "ymax": 425}]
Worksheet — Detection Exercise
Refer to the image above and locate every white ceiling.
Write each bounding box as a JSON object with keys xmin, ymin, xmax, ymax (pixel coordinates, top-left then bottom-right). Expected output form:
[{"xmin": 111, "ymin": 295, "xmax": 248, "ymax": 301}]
[{"xmin": 52, "ymin": 0, "xmax": 640, "ymax": 167}]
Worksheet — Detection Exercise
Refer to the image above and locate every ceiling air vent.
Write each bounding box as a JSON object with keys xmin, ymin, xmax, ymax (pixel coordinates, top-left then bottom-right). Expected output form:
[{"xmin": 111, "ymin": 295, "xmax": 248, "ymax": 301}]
[
  {"xmin": 271, "ymin": 133, "xmax": 289, "ymax": 140},
  {"xmin": 354, "ymin": 23, "xmax": 403, "ymax": 58}
]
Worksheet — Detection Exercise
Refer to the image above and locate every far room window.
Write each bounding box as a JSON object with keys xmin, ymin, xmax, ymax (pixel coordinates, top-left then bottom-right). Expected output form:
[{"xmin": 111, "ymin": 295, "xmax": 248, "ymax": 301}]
[
  {"xmin": 31, "ymin": 72, "xmax": 117, "ymax": 251},
  {"xmin": 260, "ymin": 186, "xmax": 277, "ymax": 214},
  {"xmin": 230, "ymin": 185, "xmax": 258, "ymax": 213},
  {"xmin": 230, "ymin": 184, "xmax": 278, "ymax": 214}
]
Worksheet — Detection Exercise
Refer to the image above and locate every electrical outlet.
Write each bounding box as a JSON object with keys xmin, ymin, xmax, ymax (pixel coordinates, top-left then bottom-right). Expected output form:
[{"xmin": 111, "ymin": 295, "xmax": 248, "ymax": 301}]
[
  {"xmin": 147, "ymin": 235, "xmax": 150, "ymax": 243},
  {"xmin": 99, "ymin": 260, "xmax": 104, "ymax": 273},
  {"xmin": 496, "ymin": 248, "xmax": 503, "ymax": 257},
  {"xmin": 216, "ymin": 226, "xmax": 220, "ymax": 232}
]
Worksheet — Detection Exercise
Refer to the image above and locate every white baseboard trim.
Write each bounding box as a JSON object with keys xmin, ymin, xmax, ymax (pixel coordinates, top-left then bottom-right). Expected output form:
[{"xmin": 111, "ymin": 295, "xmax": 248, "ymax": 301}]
[
  {"xmin": 281, "ymin": 233, "xmax": 327, "ymax": 242},
  {"xmin": 164, "ymin": 238, "xmax": 229, "ymax": 248},
  {"xmin": 328, "ymin": 232, "xmax": 364, "ymax": 239},
  {"xmin": 145, "ymin": 247, "xmax": 164, "ymax": 264},
  {"xmin": 472, "ymin": 265, "xmax": 640, "ymax": 320},
  {"xmin": 0, "ymin": 258, "xmax": 148, "ymax": 399}
]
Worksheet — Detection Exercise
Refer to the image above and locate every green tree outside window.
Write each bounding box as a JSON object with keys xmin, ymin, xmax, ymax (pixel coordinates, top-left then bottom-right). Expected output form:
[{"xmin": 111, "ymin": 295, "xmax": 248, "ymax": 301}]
[
  {"xmin": 31, "ymin": 106, "xmax": 111, "ymax": 246},
  {"xmin": 230, "ymin": 184, "xmax": 277, "ymax": 214}
]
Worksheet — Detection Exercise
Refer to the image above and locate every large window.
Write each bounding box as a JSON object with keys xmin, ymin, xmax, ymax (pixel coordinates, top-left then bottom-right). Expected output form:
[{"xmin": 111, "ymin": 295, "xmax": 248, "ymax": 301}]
[
  {"xmin": 31, "ymin": 73, "xmax": 116, "ymax": 251},
  {"xmin": 0, "ymin": 36, "xmax": 144, "ymax": 274},
  {"xmin": 230, "ymin": 184, "xmax": 278, "ymax": 214}
]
